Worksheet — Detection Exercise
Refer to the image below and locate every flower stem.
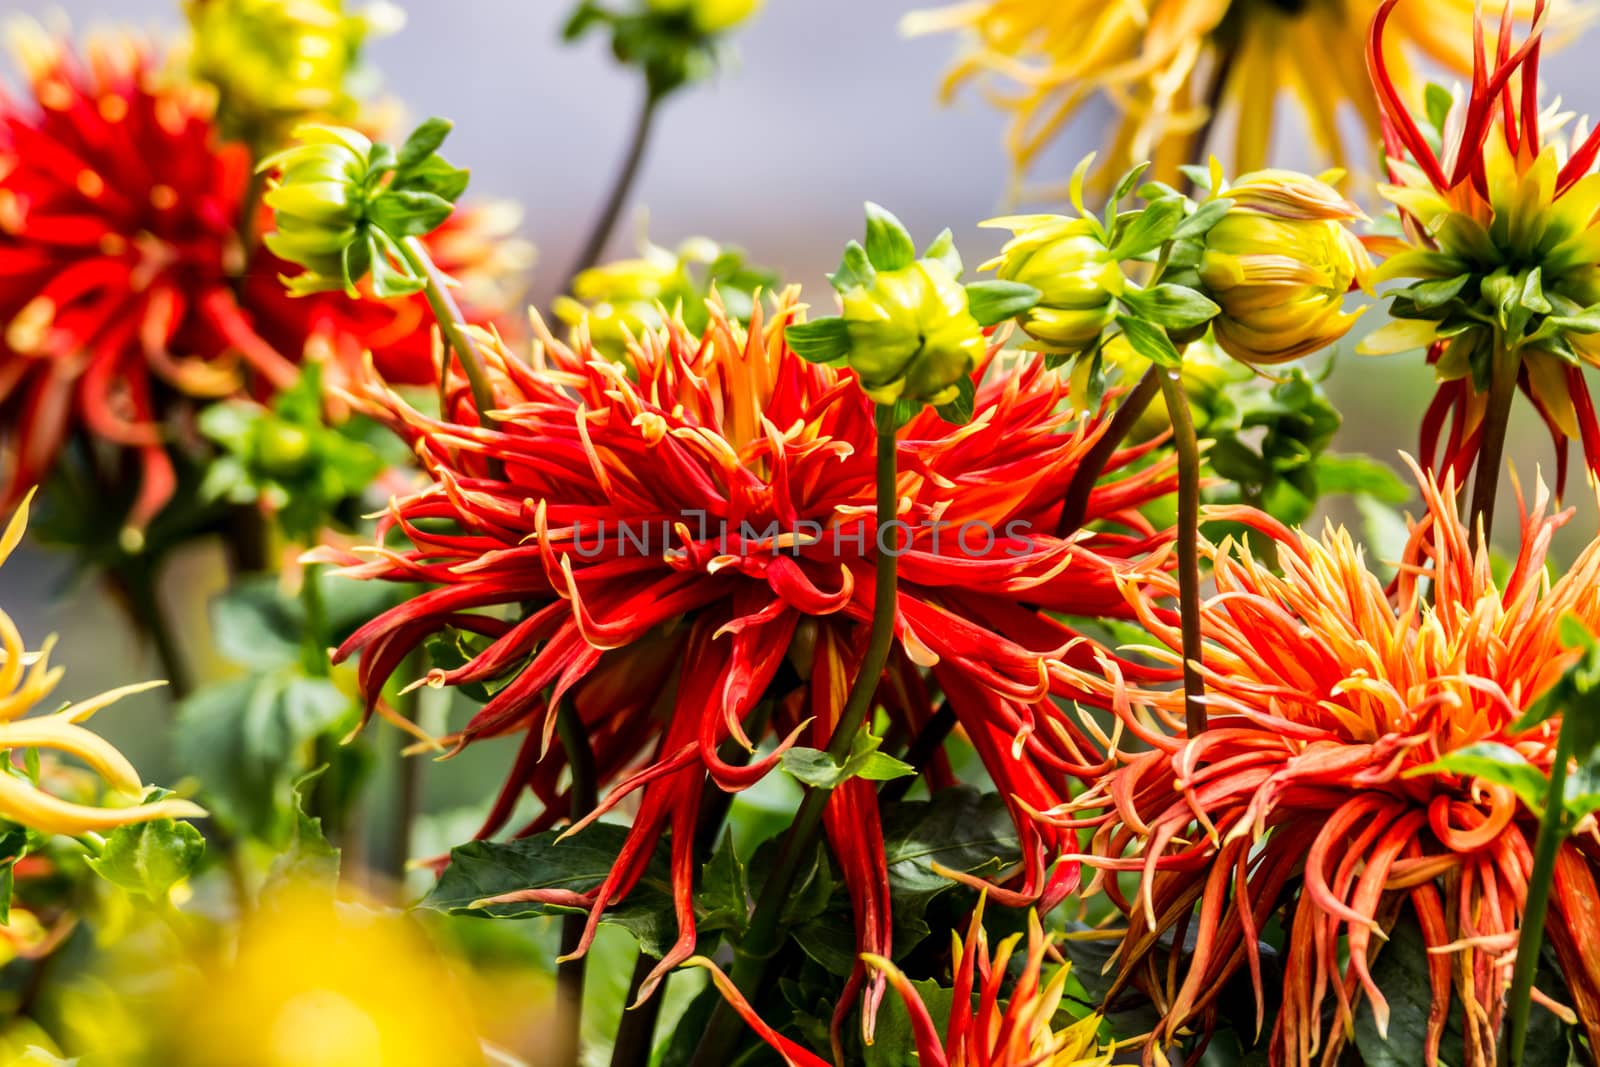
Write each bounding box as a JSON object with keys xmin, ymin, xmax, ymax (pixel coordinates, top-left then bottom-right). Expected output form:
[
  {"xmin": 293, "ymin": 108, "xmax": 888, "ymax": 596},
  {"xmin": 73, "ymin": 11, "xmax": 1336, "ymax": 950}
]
[
  {"xmin": 1469, "ymin": 340, "xmax": 1520, "ymax": 548},
  {"xmin": 1055, "ymin": 366, "xmax": 1162, "ymax": 537},
  {"xmin": 563, "ymin": 88, "xmax": 660, "ymax": 294},
  {"xmin": 398, "ymin": 236, "xmax": 499, "ymax": 427},
  {"xmin": 1159, "ymin": 370, "xmax": 1207, "ymax": 736},
  {"xmin": 555, "ymin": 699, "xmax": 599, "ymax": 1067},
  {"xmin": 609, "ymin": 951, "xmax": 668, "ymax": 1067},
  {"xmin": 878, "ymin": 699, "xmax": 953, "ymax": 804},
  {"xmin": 688, "ymin": 406, "xmax": 901, "ymax": 1067},
  {"xmin": 1506, "ymin": 716, "xmax": 1577, "ymax": 1066},
  {"xmin": 121, "ymin": 562, "xmax": 193, "ymax": 702}
]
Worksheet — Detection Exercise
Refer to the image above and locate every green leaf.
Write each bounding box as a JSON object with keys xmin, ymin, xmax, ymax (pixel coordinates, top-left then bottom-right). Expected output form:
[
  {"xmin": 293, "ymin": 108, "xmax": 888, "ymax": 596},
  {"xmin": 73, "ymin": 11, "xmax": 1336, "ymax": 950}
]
[
  {"xmin": 1410, "ymin": 274, "xmax": 1472, "ymax": 310},
  {"xmin": 1111, "ymin": 196, "xmax": 1185, "ymax": 259},
  {"xmin": 1406, "ymin": 741, "xmax": 1549, "ymax": 814},
  {"xmin": 785, "ymin": 317, "xmax": 851, "ymax": 364},
  {"xmin": 964, "ymin": 279, "xmax": 1040, "ymax": 328},
  {"xmin": 1172, "ymin": 197, "xmax": 1234, "ymax": 241},
  {"xmin": 398, "ymin": 154, "xmax": 471, "ymax": 203},
  {"xmin": 1109, "ymin": 162, "xmax": 1153, "ymax": 211},
  {"xmin": 1314, "ymin": 454, "xmax": 1412, "ymax": 504},
  {"xmin": 863, "ymin": 202, "xmax": 916, "ymax": 272},
  {"xmin": 1116, "ymin": 315, "xmax": 1183, "ymax": 368},
  {"xmin": 424, "ymin": 824, "xmax": 680, "ymax": 957},
  {"xmin": 1178, "ymin": 164, "xmax": 1214, "ymax": 193},
  {"xmin": 264, "ymin": 767, "xmax": 341, "ymax": 893},
  {"xmin": 696, "ymin": 832, "xmax": 748, "ymax": 938},
  {"xmin": 922, "ymin": 228, "xmax": 962, "ymax": 277},
  {"xmin": 1424, "ymin": 83, "xmax": 1453, "ymax": 133},
  {"xmin": 85, "ymin": 797, "xmax": 205, "ymax": 902},
  {"xmin": 396, "ymin": 117, "xmax": 453, "ymax": 172},
  {"xmin": 780, "ymin": 728, "xmax": 914, "ymax": 789},
  {"xmin": 175, "ymin": 670, "xmax": 353, "ymax": 840},
  {"xmin": 370, "ymin": 189, "xmax": 455, "ymax": 240},
  {"xmin": 828, "ymin": 241, "xmax": 876, "ymax": 292},
  {"xmin": 935, "ymin": 375, "xmax": 976, "ymax": 426},
  {"xmin": 863, "ymin": 978, "xmax": 954, "ymax": 1067},
  {"xmin": 1119, "ymin": 283, "xmax": 1219, "ymax": 330}
]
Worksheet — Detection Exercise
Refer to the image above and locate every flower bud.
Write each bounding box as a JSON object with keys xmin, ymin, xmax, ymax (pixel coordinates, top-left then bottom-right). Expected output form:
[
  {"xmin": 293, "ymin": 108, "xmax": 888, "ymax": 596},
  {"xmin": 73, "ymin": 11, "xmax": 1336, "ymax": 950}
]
[
  {"xmin": 261, "ymin": 125, "xmax": 374, "ymax": 293},
  {"xmin": 838, "ymin": 259, "xmax": 985, "ymax": 406},
  {"xmin": 646, "ymin": 0, "xmax": 762, "ymax": 33},
  {"xmin": 981, "ymin": 215, "xmax": 1123, "ymax": 354},
  {"xmin": 185, "ymin": 0, "xmax": 398, "ymax": 147},
  {"xmin": 1197, "ymin": 170, "xmax": 1371, "ymax": 365}
]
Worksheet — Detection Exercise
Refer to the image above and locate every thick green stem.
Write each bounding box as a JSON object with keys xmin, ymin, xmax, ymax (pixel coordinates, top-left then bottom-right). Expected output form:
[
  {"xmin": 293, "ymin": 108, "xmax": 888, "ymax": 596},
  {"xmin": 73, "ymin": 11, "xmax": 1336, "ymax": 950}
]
[
  {"xmin": 1160, "ymin": 370, "xmax": 1207, "ymax": 737},
  {"xmin": 689, "ymin": 407, "xmax": 901, "ymax": 1067},
  {"xmin": 300, "ymin": 562, "xmax": 330, "ymax": 679},
  {"xmin": 398, "ymin": 236, "xmax": 498, "ymax": 427},
  {"xmin": 1506, "ymin": 720, "xmax": 1575, "ymax": 1066},
  {"xmin": 563, "ymin": 89, "xmax": 660, "ymax": 294},
  {"xmin": 555, "ymin": 700, "xmax": 599, "ymax": 1067},
  {"xmin": 1469, "ymin": 339, "xmax": 1520, "ymax": 548},
  {"xmin": 1055, "ymin": 366, "xmax": 1163, "ymax": 537}
]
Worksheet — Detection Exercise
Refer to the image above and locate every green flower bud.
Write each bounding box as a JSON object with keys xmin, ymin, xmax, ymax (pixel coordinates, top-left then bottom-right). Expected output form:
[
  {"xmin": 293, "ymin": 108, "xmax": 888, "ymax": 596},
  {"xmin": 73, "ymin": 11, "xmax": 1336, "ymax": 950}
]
[
  {"xmin": 839, "ymin": 259, "xmax": 985, "ymax": 406},
  {"xmin": 980, "ymin": 214, "xmax": 1123, "ymax": 354},
  {"xmin": 259, "ymin": 119, "xmax": 468, "ymax": 298}
]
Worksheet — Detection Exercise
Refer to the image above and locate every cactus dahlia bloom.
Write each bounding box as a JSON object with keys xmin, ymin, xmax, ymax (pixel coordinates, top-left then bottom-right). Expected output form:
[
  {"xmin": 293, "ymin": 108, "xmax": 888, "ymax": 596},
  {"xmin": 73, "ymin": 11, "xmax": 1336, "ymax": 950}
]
[
  {"xmin": 314, "ymin": 292, "xmax": 1178, "ymax": 1026},
  {"xmin": 1053, "ymin": 463, "xmax": 1600, "ymax": 1065},
  {"xmin": 0, "ymin": 494, "xmax": 204, "ymax": 835},
  {"xmin": 1361, "ymin": 0, "xmax": 1600, "ymax": 494},
  {"xmin": 689, "ymin": 900, "xmax": 1113, "ymax": 1067},
  {"xmin": 0, "ymin": 29, "xmax": 521, "ymax": 529},
  {"xmin": 903, "ymin": 0, "xmax": 1505, "ymax": 190}
]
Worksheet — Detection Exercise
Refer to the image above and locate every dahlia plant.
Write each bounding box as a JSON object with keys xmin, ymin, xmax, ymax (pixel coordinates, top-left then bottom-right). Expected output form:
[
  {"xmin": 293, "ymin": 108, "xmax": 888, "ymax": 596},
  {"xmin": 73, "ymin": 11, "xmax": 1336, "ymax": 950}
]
[{"xmin": 6, "ymin": 0, "xmax": 1600, "ymax": 1066}]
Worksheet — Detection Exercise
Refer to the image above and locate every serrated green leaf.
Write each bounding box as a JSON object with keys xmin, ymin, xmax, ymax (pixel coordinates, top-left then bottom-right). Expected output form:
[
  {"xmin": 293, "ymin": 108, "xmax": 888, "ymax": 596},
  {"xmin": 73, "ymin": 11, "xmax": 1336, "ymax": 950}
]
[
  {"xmin": 696, "ymin": 832, "xmax": 748, "ymax": 938},
  {"xmin": 264, "ymin": 767, "xmax": 340, "ymax": 894},
  {"xmin": 1406, "ymin": 741, "xmax": 1549, "ymax": 814},
  {"xmin": 1119, "ymin": 283, "xmax": 1219, "ymax": 330},
  {"xmin": 863, "ymin": 202, "xmax": 916, "ymax": 272},
  {"xmin": 964, "ymin": 279, "xmax": 1040, "ymax": 328},
  {"xmin": 85, "ymin": 803, "xmax": 205, "ymax": 902},
  {"xmin": 785, "ymin": 317, "xmax": 851, "ymax": 364},
  {"xmin": 780, "ymin": 728, "xmax": 914, "ymax": 789},
  {"xmin": 1116, "ymin": 315, "xmax": 1183, "ymax": 368},
  {"xmin": 425, "ymin": 824, "xmax": 679, "ymax": 956}
]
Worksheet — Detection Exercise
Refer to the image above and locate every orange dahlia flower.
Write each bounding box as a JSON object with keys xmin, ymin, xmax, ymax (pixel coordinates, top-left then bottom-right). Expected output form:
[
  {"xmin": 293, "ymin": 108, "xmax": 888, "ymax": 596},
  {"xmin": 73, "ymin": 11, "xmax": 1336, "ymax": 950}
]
[
  {"xmin": 0, "ymin": 29, "xmax": 519, "ymax": 532},
  {"xmin": 1054, "ymin": 462, "xmax": 1600, "ymax": 1065},
  {"xmin": 314, "ymin": 292, "xmax": 1178, "ymax": 1028}
]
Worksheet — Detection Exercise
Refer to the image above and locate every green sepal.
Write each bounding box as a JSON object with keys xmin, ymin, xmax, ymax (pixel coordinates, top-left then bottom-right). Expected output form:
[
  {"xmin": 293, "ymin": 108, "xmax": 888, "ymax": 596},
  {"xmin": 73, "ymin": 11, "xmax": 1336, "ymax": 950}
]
[
  {"xmin": 863, "ymin": 202, "xmax": 916, "ymax": 272},
  {"xmin": 964, "ymin": 279, "xmax": 1041, "ymax": 328},
  {"xmin": 785, "ymin": 317, "xmax": 851, "ymax": 364},
  {"xmin": 1115, "ymin": 314, "xmax": 1183, "ymax": 368},
  {"xmin": 1118, "ymin": 283, "xmax": 1219, "ymax": 331}
]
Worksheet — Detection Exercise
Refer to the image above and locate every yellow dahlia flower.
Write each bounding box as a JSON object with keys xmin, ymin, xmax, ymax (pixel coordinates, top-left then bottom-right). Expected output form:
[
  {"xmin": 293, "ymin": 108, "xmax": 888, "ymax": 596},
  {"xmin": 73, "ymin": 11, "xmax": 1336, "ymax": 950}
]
[
  {"xmin": 0, "ymin": 494, "xmax": 204, "ymax": 837},
  {"xmin": 185, "ymin": 0, "xmax": 400, "ymax": 149},
  {"xmin": 904, "ymin": 0, "xmax": 1564, "ymax": 191},
  {"xmin": 1198, "ymin": 167, "xmax": 1371, "ymax": 365}
]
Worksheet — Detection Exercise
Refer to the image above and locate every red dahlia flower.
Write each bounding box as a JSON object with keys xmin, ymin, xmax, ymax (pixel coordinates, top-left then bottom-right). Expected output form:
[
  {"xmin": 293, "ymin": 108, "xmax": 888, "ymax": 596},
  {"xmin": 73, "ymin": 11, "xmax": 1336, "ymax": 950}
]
[
  {"xmin": 0, "ymin": 28, "xmax": 519, "ymax": 530},
  {"xmin": 689, "ymin": 896, "xmax": 1113, "ymax": 1066},
  {"xmin": 314, "ymin": 292, "xmax": 1177, "ymax": 1030},
  {"xmin": 1055, "ymin": 462, "xmax": 1600, "ymax": 1066}
]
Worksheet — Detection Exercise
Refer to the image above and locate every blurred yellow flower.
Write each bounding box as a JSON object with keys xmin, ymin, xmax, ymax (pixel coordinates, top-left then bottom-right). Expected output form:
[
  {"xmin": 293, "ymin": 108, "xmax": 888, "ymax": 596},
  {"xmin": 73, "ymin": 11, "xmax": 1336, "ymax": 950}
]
[
  {"xmin": 904, "ymin": 0, "xmax": 1562, "ymax": 192},
  {"xmin": 180, "ymin": 887, "xmax": 487, "ymax": 1067},
  {"xmin": 0, "ymin": 493, "xmax": 204, "ymax": 838},
  {"xmin": 185, "ymin": 0, "xmax": 401, "ymax": 148}
]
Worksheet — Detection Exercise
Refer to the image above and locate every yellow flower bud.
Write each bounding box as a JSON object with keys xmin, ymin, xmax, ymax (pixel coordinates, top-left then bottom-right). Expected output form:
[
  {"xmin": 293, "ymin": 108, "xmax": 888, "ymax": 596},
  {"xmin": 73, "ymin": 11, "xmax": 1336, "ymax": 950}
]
[
  {"xmin": 1198, "ymin": 170, "xmax": 1371, "ymax": 365},
  {"xmin": 185, "ymin": 0, "xmax": 397, "ymax": 147},
  {"xmin": 981, "ymin": 214, "xmax": 1122, "ymax": 354},
  {"xmin": 646, "ymin": 0, "xmax": 762, "ymax": 33},
  {"xmin": 839, "ymin": 259, "xmax": 985, "ymax": 406}
]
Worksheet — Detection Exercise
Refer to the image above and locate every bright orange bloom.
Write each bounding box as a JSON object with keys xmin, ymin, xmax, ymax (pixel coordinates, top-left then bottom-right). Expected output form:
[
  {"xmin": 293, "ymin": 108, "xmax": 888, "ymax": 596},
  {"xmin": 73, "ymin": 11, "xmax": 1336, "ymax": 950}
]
[
  {"xmin": 689, "ymin": 897, "xmax": 1113, "ymax": 1067},
  {"xmin": 0, "ymin": 29, "xmax": 519, "ymax": 531},
  {"xmin": 1054, "ymin": 463, "xmax": 1600, "ymax": 1065},
  {"xmin": 315, "ymin": 292, "xmax": 1177, "ymax": 1034}
]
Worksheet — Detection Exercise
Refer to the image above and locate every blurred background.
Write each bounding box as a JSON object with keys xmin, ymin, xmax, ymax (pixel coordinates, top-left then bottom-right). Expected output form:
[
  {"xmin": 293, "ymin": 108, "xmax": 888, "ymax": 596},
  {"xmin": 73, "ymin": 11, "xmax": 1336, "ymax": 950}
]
[{"xmin": 0, "ymin": 0, "xmax": 1591, "ymax": 802}]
